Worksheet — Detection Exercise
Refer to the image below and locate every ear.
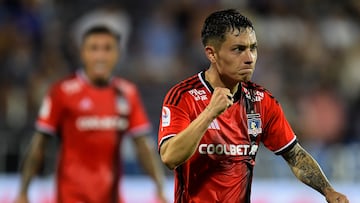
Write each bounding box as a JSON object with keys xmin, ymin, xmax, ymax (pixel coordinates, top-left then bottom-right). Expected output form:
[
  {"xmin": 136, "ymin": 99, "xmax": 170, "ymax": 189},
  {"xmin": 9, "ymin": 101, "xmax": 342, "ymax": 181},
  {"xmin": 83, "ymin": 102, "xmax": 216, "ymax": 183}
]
[{"xmin": 204, "ymin": 45, "xmax": 217, "ymax": 63}]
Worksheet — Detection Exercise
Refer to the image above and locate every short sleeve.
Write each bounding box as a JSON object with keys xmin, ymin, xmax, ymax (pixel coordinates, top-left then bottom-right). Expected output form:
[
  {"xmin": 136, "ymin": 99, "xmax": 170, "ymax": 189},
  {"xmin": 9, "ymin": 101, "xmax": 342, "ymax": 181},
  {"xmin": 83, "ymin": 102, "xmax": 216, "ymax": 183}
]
[
  {"xmin": 261, "ymin": 94, "xmax": 297, "ymax": 155},
  {"xmin": 158, "ymin": 96, "xmax": 191, "ymax": 150},
  {"xmin": 125, "ymin": 87, "xmax": 151, "ymax": 137},
  {"xmin": 35, "ymin": 85, "xmax": 64, "ymax": 136}
]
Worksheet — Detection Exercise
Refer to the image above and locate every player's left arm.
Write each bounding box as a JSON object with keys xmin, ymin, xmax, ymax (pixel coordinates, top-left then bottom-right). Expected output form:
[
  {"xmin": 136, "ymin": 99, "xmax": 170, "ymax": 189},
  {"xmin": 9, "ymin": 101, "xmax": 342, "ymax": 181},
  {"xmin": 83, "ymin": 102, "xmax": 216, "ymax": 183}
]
[
  {"xmin": 282, "ymin": 143, "xmax": 349, "ymax": 203},
  {"xmin": 132, "ymin": 135, "xmax": 167, "ymax": 203}
]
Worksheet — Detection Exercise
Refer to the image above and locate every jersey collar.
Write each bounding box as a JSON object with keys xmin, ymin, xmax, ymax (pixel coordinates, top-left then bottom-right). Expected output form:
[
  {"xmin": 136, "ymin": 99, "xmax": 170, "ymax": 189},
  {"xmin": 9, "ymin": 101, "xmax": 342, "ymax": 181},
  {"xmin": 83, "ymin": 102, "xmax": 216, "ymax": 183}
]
[{"xmin": 199, "ymin": 71, "xmax": 242, "ymax": 102}]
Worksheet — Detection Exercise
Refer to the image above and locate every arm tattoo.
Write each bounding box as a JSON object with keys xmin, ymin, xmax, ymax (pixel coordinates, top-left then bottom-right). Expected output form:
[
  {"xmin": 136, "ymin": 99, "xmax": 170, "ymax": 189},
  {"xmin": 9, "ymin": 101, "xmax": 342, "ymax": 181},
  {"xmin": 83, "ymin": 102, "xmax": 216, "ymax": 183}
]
[{"xmin": 282, "ymin": 144, "xmax": 332, "ymax": 195}]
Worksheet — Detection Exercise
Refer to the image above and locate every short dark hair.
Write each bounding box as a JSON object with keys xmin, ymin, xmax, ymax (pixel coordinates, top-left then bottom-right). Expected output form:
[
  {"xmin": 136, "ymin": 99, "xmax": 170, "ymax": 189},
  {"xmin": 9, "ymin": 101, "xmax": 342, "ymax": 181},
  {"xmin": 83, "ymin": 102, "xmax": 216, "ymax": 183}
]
[
  {"xmin": 82, "ymin": 25, "xmax": 121, "ymax": 44},
  {"xmin": 201, "ymin": 9, "xmax": 254, "ymax": 47}
]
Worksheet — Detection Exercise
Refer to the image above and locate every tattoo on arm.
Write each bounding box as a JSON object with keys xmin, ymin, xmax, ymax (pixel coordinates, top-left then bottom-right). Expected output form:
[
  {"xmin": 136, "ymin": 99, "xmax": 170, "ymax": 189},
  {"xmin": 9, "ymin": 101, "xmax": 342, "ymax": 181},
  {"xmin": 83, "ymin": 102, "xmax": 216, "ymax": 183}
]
[{"xmin": 282, "ymin": 144, "xmax": 332, "ymax": 195}]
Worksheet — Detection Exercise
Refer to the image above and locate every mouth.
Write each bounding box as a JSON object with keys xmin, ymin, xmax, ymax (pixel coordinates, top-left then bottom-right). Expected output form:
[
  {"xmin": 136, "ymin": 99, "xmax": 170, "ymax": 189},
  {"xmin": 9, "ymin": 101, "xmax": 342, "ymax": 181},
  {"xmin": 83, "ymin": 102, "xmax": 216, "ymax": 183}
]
[{"xmin": 238, "ymin": 68, "xmax": 253, "ymax": 75}]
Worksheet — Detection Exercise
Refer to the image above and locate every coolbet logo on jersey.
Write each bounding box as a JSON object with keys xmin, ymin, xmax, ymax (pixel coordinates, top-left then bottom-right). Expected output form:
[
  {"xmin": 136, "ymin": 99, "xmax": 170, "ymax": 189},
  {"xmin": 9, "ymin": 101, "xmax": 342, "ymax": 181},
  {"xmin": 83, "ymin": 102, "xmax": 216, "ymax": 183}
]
[
  {"xmin": 76, "ymin": 116, "xmax": 129, "ymax": 131},
  {"xmin": 198, "ymin": 143, "xmax": 258, "ymax": 156},
  {"xmin": 161, "ymin": 107, "xmax": 171, "ymax": 127}
]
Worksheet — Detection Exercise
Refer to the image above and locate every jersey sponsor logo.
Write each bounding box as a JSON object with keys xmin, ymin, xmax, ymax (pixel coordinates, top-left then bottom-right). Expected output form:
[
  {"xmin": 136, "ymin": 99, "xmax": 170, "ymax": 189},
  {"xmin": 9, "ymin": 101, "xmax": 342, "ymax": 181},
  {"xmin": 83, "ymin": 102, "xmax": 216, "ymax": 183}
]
[
  {"xmin": 198, "ymin": 143, "xmax": 258, "ymax": 156},
  {"xmin": 188, "ymin": 89, "xmax": 208, "ymax": 101},
  {"xmin": 247, "ymin": 113, "xmax": 262, "ymax": 136},
  {"xmin": 243, "ymin": 87, "xmax": 264, "ymax": 102},
  {"xmin": 76, "ymin": 116, "xmax": 128, "ymax": 131},
  {"xmin": 208, "ymin": 119, "xmax": 220, "ymax": 130},
  {"xmin": 39, "ymin": 96, "xmax": 51, "ymax": 119}
]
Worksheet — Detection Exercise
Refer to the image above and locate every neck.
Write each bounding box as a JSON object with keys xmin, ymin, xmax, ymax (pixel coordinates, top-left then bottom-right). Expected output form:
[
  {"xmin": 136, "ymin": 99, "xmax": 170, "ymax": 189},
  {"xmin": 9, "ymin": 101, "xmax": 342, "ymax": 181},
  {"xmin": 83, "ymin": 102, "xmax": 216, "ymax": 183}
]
[{"xmin": 205, "ymin": 67, "xmax": 239, "ymax": 94}]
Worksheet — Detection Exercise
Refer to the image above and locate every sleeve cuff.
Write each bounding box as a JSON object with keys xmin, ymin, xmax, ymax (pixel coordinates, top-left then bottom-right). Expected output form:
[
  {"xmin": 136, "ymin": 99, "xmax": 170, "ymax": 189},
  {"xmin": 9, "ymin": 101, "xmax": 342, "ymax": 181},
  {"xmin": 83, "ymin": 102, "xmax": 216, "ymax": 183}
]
[
  {"xmin": 125, "ymin": 123, "xmax": 152, "ymax": 137},
  {"xmin": 158, "ymin": 134, "xmax": 176, "ymax": 151},
  {"xmin": 274, "ymin": 136, "xmax": 297, "ymax": 155},
  {"xmin": 35, "ymin": 122, "xmax": 56, "ymax": 136}
]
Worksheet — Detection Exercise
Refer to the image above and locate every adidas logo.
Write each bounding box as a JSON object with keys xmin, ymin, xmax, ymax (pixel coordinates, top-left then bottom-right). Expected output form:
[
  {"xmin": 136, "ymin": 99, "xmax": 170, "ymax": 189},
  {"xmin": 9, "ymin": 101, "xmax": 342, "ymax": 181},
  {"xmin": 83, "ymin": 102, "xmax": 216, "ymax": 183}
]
[{"xmin": 208, "ymin": 119, "xmax": 220, "ymax": 130}]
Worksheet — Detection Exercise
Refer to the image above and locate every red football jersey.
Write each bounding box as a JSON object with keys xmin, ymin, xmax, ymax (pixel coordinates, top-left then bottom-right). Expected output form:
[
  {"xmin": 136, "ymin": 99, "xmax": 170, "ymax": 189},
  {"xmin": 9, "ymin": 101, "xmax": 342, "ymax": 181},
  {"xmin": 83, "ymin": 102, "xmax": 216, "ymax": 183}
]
[
  {"xmin": 158, "ymin": 71, "xmax": 297, "ymax": 203},
  {"xmin": 36, "ymin": 71, "xmax": 151, "ymax": 203}
]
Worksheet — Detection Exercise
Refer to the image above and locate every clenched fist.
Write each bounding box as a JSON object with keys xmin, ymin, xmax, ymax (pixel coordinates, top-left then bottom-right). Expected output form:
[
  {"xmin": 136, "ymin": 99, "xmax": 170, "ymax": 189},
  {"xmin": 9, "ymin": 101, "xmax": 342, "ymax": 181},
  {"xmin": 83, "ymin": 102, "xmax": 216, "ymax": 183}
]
[{"xmin": 205, "ymin": 87, "xmax": 234, "ymax": 118}]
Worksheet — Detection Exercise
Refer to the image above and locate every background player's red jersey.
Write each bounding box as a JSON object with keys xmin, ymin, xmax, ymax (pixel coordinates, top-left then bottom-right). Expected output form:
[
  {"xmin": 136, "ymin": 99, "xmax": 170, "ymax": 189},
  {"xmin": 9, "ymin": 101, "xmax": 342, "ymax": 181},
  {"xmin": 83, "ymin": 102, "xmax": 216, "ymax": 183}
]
[
  {"xmin": 36, "ymin": 71, "xmax": 151, "ymax": 203},
  {"xmin": 158, "ymin": 71, "xmax": 297, "ymax": 203}
]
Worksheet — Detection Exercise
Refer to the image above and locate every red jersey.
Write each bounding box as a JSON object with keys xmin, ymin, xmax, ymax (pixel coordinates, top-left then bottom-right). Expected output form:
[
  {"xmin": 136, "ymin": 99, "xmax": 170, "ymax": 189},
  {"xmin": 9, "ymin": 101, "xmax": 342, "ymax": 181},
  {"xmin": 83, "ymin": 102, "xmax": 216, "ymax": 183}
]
[
  {"xmin": 158, "ymin": 71, "xmax": 297, "ymax": 203},
  {"xmin": 36, "ymin": 71, "xmax": 151, "ymax": 203}
]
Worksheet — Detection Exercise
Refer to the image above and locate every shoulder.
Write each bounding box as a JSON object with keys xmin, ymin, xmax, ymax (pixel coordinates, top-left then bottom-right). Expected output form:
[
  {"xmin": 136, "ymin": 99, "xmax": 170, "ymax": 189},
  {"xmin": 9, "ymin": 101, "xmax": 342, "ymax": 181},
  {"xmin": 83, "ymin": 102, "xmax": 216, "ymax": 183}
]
[
  {"xmin": 164, "ymin": 73, "xmax": 202, "ymax": 106},
  {"xmin": 112, "ymin": 76, "xmax": 138, "ymax": 96},
  {"xmin": 168, "ymin": 74, "xmax": 201, "ymax": 92}
]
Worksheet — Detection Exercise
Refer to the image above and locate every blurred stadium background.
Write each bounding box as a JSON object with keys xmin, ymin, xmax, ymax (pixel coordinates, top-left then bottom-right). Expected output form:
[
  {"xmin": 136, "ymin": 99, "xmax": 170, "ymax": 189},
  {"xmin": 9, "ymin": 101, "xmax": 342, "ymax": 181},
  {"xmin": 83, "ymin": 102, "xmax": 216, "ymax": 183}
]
[{"xmin": 0, "ymin": 0, "xmax": 359, "ymax": 202}]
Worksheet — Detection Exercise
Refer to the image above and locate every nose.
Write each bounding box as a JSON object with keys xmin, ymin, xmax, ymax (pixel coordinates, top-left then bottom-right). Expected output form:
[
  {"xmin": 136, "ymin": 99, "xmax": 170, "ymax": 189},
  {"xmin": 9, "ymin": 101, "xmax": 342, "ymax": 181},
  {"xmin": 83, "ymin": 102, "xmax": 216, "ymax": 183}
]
[{"xmin": 244, "ymin": 50, "xmax": 255, "ymax": 65}]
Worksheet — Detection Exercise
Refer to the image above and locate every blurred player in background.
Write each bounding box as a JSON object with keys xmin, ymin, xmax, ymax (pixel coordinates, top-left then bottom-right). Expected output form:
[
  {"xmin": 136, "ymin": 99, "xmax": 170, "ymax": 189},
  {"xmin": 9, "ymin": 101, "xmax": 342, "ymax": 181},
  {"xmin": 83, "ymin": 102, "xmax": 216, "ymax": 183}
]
[
  {"xmin": 158, "ymin": 9, "xmax": 349, "ymax": 203},
  {"xmin": 15, "ymin": 25, "xmax": 166, "ymax": 203}
]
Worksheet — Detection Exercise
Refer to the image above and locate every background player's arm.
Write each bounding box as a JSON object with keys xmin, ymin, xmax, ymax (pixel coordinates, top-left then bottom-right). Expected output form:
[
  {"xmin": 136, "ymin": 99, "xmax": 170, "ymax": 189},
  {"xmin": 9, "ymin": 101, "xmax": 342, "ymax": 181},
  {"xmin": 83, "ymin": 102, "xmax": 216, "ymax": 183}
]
[
  {"xmin": 282, "ymin": 143, "xmax": 349, "ymax": 203},
  {"xmin": 160, "ymin": 87, "xmax": 233, "ymax": 170},
  {"xmin": 15, "ymin": 132, "xmax": 49, "ymax": 203},
  {"xmin": 132, "ymin": 135, "xmax": 166, "ymax": 202}
]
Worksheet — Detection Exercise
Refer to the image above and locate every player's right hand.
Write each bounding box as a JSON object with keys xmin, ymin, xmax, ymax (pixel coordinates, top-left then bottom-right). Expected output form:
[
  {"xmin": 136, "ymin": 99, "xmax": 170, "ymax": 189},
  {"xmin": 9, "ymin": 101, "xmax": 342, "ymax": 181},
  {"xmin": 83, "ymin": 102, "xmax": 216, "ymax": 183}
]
[
  {"xmin": 206, "ymin": 87, "xmax": 234, "ymax": 118},
  {"xmin": 14, "ymin": 194, "xmax": 29, "ymax": 203}
]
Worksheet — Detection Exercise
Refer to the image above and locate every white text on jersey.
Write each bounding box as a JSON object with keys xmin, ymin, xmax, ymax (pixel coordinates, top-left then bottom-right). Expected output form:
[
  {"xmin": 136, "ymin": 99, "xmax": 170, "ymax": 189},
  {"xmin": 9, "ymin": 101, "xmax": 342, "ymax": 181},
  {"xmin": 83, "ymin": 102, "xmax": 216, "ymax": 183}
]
[
  {"xmin": 198, "ymin": 143, "xmax": 258, "ymax": 156},
  {"xmin": 243, "ymin": 87, "xmax": 264, "ymax": 102},
  {"xmin": 76, "ymin": 116, "xmax": 128, "ymax": 131},
  {"xmin": 188, "ymin": 89, "xmax": 208, "ymax": 101}
]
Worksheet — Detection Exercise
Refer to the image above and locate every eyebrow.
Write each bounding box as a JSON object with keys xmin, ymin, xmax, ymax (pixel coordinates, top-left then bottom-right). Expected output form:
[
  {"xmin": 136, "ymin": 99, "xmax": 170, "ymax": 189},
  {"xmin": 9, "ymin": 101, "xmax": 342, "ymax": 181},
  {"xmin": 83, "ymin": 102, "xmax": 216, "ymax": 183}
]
[
  {"xmin": 250, "ymin": 43, "xmax": 257, "ymax": 48},
  {"xmin": 232, "ymin": 42, "xmax": 257, "ymax": 49}
]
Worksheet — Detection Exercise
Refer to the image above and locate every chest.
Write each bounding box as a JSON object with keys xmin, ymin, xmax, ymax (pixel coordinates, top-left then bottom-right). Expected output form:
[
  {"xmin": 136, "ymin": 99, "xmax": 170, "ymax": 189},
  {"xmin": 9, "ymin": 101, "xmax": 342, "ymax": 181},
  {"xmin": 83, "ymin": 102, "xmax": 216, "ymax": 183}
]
[
  {"xmin": 64, "ymin": 87, "xmax": 130, "ymax": 119},
  {"xmin": 191, "ymin": 99, "xmax": 249, "ymax": 140}
]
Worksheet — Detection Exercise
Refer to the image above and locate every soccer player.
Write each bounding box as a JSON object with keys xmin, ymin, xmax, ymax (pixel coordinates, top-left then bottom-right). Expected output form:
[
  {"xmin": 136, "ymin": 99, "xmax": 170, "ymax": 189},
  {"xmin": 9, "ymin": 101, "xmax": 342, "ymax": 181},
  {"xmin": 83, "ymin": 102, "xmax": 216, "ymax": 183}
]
[
  {"xmin": 15, "ymin": 25, "xmax": 166, "ymax": 203},
  {"xmin": 158, "ymin": 9, "xmax": 349, "ymax": 203}
]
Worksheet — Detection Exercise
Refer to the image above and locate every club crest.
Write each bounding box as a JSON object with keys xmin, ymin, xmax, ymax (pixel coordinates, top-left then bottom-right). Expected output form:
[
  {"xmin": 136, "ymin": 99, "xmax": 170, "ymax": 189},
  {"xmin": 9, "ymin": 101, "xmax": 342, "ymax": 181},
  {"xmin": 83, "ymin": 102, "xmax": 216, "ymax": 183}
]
[
  {"xmin": 247, "ymin": 113, "xmax": 262, "ymax": 136},
  {"xmin": 116, "ymin": 96, "xmax": 130, "ymax": 116}
]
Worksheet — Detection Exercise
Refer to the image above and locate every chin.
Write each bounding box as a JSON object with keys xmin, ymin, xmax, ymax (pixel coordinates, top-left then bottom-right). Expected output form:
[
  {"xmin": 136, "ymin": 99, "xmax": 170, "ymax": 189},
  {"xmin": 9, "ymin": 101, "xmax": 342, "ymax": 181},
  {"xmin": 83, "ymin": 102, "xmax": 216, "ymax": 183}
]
[
  {"xmin": 93, "ymin": 77, "xmax": 110, "ymax": 87},
  {"xmin": 243, "ymin": 77, "xmax": 252, "ymax": 82},
  {"xmin": 235, "ymin": 75, "xmax": 252, "ymax": 83}
]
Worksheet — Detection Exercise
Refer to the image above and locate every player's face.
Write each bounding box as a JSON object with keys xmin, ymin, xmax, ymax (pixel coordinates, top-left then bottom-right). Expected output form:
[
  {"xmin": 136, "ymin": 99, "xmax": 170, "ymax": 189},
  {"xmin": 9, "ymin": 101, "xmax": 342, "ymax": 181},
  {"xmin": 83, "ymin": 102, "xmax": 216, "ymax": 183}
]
[
  {"xmin": 81, "ymin": 33, "xmax": 119, "ymax": 85},
  {"xmin": 210, "ymin": 28, "xmax": 257, "ymax": 83}
]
